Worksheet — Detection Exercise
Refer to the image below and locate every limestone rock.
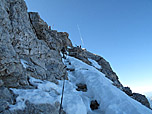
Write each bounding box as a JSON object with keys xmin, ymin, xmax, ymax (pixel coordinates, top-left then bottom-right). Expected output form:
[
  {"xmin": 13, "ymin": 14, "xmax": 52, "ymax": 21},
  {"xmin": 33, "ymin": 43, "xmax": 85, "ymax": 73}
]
[
  {"xmin": 28, "ymin": 12, "xmax": 72, "ymax": 51},
  {"xmin": 0, "ymin": 0, "xmax": 68, "ymax": 83},
  {"xmin": 0, "ymin": 0, "xmax": 28, "ymax": 88},
  {"xmin": 0, "ymin": 0, "xmax": 68, "ymax": 113},
  {"xmin": 132, "ymin": 93, "xmax": 150, "ymax": 108},
  {"xmin": 123, "ymin": 87, "xmax": 133, "ymax": 96},
  {"xmin": 90, "ymin": 100, "xmax": 100, "ymax": 110},
  {"xmin": 76, "ymin": 83, "xmax": 87, "ymax": 92},
  {"xmin": 0, "ymin": 87, "xmax": 13, "ymax": 104},
  {"xmin": 0, "ymin": 99, "xmax": 9, "ymax": 113}
]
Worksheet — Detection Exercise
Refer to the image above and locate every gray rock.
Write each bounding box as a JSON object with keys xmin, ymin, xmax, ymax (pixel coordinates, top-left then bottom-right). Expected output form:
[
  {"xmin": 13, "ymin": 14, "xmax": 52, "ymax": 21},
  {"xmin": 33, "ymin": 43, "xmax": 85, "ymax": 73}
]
[
  {"xmin": 0, "ymin": 0, "xmax": 28, "ymax": 88},
  {"xmin": 123, "ymin": 87, "xmax": 133, "ymax": 96},
  {"xmin": 132, "ymin": 93, "xmax": 150, "ymax": 108},
  {"xmin": 0, "ymin": 87, "xmax": 13, "ymax": 104},
  {"xmin": 0, "ymin": 87, "xmax": 15, "ymax": 113},
  {"xmin": 28, "ymin": 12, "xmax": 72, "ymax": 51},
  {"xmin": 0, "ymin": 0, "xmax": 69, "ymax": 113},
  {"xmin": 0, "ymin": 0, "xmax": 69, "ymax": 85},
  {"xmin": 0, "ymin": 99, "xmax": 9, "ymax": 113}
]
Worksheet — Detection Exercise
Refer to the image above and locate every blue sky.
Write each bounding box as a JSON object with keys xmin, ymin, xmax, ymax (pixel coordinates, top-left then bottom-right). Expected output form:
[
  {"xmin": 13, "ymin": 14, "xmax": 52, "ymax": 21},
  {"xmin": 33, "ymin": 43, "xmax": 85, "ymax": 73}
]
[{"xmin": 25, "ymin": 0, "xmax": 152, "ymax": 94}]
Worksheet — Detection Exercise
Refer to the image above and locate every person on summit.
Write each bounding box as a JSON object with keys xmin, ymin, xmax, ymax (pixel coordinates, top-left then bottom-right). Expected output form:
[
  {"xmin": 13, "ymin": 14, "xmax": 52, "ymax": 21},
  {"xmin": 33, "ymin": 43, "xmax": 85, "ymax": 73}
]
[
  {"xmin": 61, "ymin": 47, "xmax": 67, "ymax": 59},
  {"xmin": 48, "ymin": 26, "xmax": 51, "ymax": 30},
  {"xmin": 79, "ymin": 45, "xmax": 81, "ymax": 48}
]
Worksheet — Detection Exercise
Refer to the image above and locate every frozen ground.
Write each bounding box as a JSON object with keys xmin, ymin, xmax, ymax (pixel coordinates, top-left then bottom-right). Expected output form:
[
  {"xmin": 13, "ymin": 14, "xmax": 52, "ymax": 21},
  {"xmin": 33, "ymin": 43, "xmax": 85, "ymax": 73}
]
[
  {"xmin": 147, "ymin": 97, "xmax": 152, "ymax": 109},
  {"xmin": 10, "ymin": 56, "xmax": 152, "ymax": 114},
  {"xmin": 88, "ymin": 58, "xmax": 101, "ymax": 69}
]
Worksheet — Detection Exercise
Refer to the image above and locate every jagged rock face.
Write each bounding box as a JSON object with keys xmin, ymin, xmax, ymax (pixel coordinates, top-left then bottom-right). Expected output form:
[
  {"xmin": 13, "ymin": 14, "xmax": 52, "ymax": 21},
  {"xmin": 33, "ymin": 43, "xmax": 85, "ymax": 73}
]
[
  {"xmin": 28, "ymin": 12, "xmax": 72, "ymax": 51},
  {"xmin": 0, "ymin": 0, "xmax": 28, "ymax": 88},
  {"xmin": 0, "ymin": 0, "xmax": 70, "ymax": 84},
  {"xmin": 123, "ymin": 87, "xmax": 133, "ymax": 96},
  {"xmin": 0, "ymin": 0, "xmax": 71, "ymax": 113},
  {"xmin": 132, "ymin": 93, "xmax": 150, "ymax": 108},
  {"xmin": 68, "ymin": 46, "xmax": 122, "ymax": 88},
  {"xmin": 0, "ymin": 87, "xmax": 14, "ymax": 113}
]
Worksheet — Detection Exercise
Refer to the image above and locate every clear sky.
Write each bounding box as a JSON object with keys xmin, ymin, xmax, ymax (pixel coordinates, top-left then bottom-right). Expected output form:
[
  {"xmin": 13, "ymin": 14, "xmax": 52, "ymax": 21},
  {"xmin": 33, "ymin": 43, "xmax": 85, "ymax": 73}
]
[{"xmin": 24, "ymin": 0, "xmax": 152, "ymax": 94}]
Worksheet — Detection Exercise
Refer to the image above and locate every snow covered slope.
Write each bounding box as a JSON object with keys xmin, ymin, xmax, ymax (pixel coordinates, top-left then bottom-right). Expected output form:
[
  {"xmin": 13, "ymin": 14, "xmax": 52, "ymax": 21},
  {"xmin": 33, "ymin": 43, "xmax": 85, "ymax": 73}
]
[
  {"xmin": 10, "ymin": 56, "xmax": 152, "ymax": 114},
  {"xmin": 145, "ymin": 92, "xmax": 152, "ymax": 108},
  {"xmin": 148, "ymin": 98, "xmax": 152, "ymax": 108},
  {"xmin": 88, "ymin": 58, "xmax": 101, "ymax": 69}
]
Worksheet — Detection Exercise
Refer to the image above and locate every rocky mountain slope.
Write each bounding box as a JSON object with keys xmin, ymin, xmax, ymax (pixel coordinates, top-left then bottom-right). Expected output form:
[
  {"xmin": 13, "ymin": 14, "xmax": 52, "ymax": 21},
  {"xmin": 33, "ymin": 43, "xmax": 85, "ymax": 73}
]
[
  {"xmin": 0, "ymin": 0, "xmax": 151, "ymax": 113},
  {"xmin": 148, "ymin": 98, "xmax": 152, "ymax": 108}
]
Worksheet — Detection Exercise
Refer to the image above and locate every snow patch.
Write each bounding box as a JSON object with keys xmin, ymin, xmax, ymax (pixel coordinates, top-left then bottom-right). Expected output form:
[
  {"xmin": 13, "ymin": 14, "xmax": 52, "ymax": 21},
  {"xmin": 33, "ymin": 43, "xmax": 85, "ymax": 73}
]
[
  {"xmin": 10, "ymin": 56, "xmax": 152, "ymax": 114},
  {"xmin": 147, "ymin": 97, "xmax": 152, "ymax": 109},
  {"xmin": 9, "ymin": 78, "xmax": 60, "ymax": 110},
  {"xmin": 88, "ymin": 58, "xmax": 101, "ymax": 69},
  {"xmin": 20, "ymin": 59, "xmax": 28, "ymax": 68}
]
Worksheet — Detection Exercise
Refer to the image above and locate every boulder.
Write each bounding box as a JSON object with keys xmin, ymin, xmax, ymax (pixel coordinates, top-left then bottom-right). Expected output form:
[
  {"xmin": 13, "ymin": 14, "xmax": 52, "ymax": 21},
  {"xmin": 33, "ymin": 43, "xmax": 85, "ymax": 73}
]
[
  {"xmin": 90, "ymin": 100, "xmax": 100, "ymax": 110},
  {"xmin": 28, "ymin": 12, "xmax": 72, "ymax": 51},
  {"xmin": 132, "ymin": 93, "xmax": 150, "ymax": 108},
  {"xmin": 0, "ymin": 0, "xmax": 28, "ymax": 88},
  {"xmin": 76, "ymin": 83, "xmax": 87, "ymax": 92},
  {"xmin": 123, "ymin": 87, "xmax": 133, "ymax": 96}
]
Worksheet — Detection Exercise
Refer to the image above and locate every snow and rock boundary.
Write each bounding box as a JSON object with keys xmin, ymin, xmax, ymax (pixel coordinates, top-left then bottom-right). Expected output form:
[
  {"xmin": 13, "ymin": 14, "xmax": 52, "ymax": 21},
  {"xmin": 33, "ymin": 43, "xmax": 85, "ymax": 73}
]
[{"xmin": 0, "ymin": 0, "xmax": 151, "ymax": 113}]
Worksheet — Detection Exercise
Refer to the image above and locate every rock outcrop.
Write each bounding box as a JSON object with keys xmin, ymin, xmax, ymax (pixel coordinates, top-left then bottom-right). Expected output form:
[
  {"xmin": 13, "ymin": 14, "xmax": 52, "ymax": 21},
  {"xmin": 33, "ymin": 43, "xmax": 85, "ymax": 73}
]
[
  {"xmin": 68, "ymin": 46, "xmax": 122, "ymax": 88},
  {"xmin": 122, "ymin": 87, "xmax": 150, "ymax": 108},
  {"xmin": 132, "ymin": 93, "xmax": 150, "ymax": 108},
  {"xmin": 90, "ymin": 100, "xmax": 100, "ymax": 110},
  {"xmin": 0, "ymin": 0, "xmax": 72, "ymax": 113},
  {"xmin": 123, "ymin": 86, "xmax": 133, "ymax": 96},
  {"xmin": 0, "ymin": 0, "xmax": 28, "ymax": 88}
]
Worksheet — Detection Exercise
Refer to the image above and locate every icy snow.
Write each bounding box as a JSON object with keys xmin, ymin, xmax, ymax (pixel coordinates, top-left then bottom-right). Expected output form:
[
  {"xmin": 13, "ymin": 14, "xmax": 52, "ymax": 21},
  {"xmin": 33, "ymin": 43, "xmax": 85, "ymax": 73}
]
[
  {"xmin": 10, "ymin": 56, "xmax": 152, "ymax": 114},
  {"xmin": 20, "ymin": 59, "xmax": 29, "ymax": 68},
  {"xmin": 147, "ymin": 97, "xmax": 152, "ymax": 109},
  {"xmin": 88, "ymin": 58, "xmax": 101, "ymax": 69}
]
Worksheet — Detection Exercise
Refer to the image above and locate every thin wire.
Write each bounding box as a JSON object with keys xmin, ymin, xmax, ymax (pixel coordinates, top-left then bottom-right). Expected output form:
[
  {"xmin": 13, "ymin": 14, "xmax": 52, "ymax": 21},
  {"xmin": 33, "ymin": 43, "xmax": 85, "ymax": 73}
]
[{"xmin": 59, "ymin": 63, "xmax": 66, "ymax": 114}]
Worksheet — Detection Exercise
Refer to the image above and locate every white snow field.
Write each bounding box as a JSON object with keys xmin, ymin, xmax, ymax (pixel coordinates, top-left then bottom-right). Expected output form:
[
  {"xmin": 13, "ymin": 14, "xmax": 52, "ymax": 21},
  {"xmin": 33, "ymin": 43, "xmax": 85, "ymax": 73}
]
[{"xmin": 10, "ymin": 56, "xmax": 152, "ymax": 114}]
